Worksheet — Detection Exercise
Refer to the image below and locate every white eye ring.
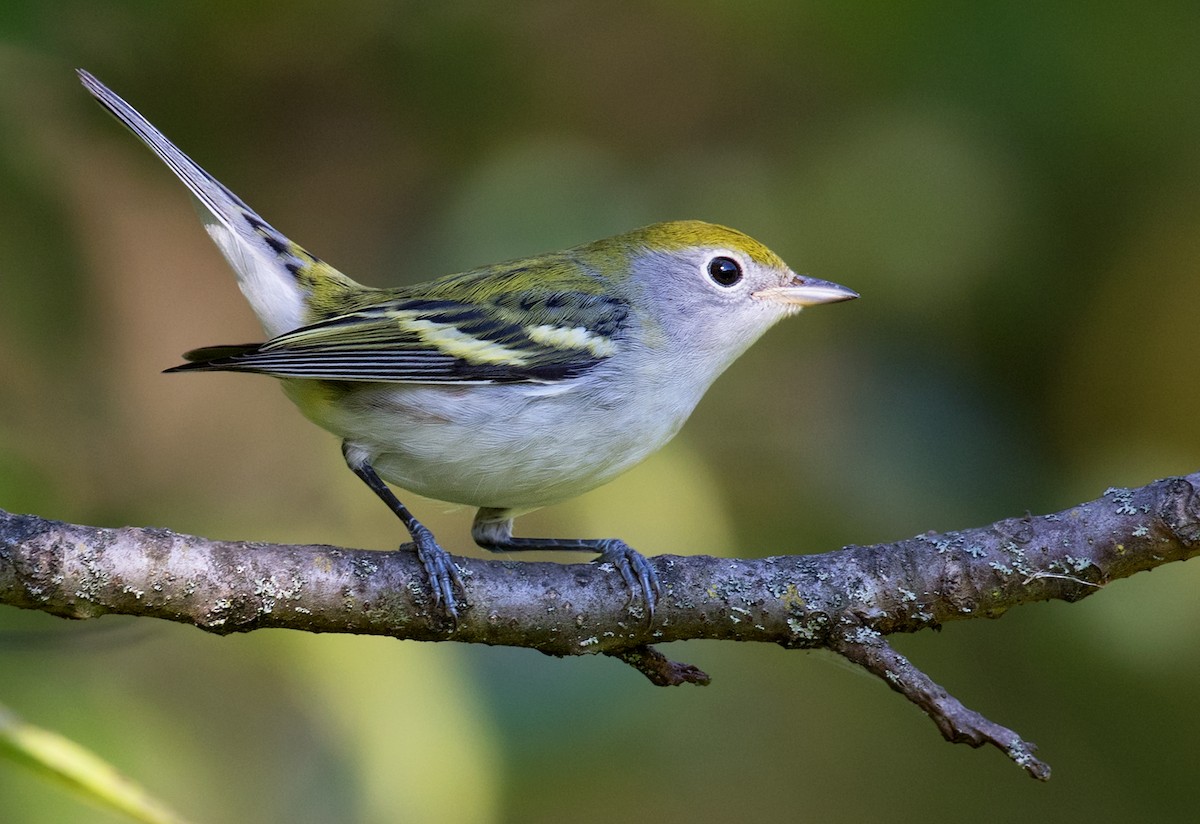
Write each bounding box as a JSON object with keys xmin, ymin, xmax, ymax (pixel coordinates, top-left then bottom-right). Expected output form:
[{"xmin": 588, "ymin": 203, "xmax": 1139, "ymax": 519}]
[{"xmin": 706, "ymin": 255, "xmax": 743, "ymax": 287}]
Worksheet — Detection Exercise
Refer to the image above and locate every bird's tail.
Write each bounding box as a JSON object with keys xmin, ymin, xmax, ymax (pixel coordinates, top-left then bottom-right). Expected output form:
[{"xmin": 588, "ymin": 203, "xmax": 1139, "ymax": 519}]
[{"xmin": 78, "ymin": 69, "xmax": 359, "ymax": 337}]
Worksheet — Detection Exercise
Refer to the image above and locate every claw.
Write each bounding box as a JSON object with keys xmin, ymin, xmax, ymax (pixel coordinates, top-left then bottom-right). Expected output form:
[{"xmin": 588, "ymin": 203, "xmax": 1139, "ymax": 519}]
[
  {"xmin": 410, "ymin": 525, "xmax": 463, "ymax": 622},
  {"xmin": 596, "ymin": 539, "xmax": 660, "ymax": 617}
]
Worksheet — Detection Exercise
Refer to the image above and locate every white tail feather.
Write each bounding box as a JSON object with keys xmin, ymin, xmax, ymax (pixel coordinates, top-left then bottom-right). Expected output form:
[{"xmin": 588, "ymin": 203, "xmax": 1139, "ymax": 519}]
[{"xmin": 78, "ymin": 69, "xmax": 306, "ymax": 336}]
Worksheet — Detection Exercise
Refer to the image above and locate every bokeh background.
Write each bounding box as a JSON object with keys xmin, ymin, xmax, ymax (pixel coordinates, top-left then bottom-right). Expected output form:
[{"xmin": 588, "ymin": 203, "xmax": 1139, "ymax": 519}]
[{"xmin": 2, "ymin": 2, "xmax": 1200, "ymax": 821}]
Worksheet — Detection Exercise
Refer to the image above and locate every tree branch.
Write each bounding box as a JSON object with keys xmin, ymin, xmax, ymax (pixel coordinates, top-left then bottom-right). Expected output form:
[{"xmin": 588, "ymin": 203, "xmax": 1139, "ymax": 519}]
[{"xmin": 2, "ymin": 472, "xmax": 1198, "ymax": 779}]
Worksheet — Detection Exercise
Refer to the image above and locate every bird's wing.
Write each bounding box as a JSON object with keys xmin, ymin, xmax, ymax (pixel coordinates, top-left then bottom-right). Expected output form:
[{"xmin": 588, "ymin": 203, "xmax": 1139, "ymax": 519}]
[
  {"xmin": 167, "ymin": 292, "xmax": 628, "ymax": 384},
  {"xmin": 78, "ymin": 70, "xmax": 356, "ymax": 337}
]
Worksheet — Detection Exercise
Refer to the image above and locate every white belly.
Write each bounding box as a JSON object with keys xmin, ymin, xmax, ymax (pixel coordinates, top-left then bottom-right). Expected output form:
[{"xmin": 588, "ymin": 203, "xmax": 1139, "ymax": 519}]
[{"xmin": 282, "ymin": 370, "xmax": 697, "ymax": 512}]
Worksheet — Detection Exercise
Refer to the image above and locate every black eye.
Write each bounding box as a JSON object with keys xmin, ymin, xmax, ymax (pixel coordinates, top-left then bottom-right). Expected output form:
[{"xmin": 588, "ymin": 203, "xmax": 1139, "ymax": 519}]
[{"xmin": 707, "ymin": 256, "xmax": 743, "ymax": 287}]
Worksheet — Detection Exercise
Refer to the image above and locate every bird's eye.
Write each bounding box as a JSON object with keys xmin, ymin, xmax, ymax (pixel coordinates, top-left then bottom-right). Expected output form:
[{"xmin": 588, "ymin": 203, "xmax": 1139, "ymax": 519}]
[{"xmin": 707, "ymin": 256, "xmax": 743, "ymax": 287}]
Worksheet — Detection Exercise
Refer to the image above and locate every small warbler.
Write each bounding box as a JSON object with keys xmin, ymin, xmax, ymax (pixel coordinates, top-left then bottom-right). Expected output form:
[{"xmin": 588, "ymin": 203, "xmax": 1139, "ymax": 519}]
[{"xmin": 79, "ymin": 70, "xmax": 857, "ymax": 620}]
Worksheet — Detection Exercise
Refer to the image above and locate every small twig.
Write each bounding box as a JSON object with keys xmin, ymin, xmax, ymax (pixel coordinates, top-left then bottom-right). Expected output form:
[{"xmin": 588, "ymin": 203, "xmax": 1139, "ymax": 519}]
[
  {"xmin": 607, "ymin": 645, "xmax": 712, "ymax": 686},
  {"xmin": 830, "ymin": 625, "xmax": 1051, "ymax": 780}
]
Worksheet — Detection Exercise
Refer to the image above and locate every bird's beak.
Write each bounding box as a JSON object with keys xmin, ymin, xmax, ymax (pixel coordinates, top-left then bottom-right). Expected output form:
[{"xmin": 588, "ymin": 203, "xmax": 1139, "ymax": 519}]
[{"xmin": 752, "ymin": 274, "xmax": 859, "ymax": 307}]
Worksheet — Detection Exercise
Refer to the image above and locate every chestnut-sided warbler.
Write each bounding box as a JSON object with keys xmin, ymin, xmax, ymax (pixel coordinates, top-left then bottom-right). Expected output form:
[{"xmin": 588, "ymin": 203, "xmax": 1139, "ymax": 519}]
[{"xmin": 79, "ymin": 70, "xmax": 857, "ymax": 620}]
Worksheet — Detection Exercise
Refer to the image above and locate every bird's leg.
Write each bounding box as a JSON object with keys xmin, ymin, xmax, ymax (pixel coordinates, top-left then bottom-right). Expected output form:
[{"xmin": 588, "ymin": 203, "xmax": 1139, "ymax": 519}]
[
  {"xmin": 472, "ymin": 508, "xmax": 661, "ymax": 616},
  {"xmin": 342, "ymin": 443, "xmax": 463, "ymax": 619}
]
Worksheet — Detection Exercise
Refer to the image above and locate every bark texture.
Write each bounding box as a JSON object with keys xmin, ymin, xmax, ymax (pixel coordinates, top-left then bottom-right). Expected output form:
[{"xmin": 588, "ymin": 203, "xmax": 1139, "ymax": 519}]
[{"xmin": 3, "ymin": 471, "xmax": 1198, "ymax": 779}]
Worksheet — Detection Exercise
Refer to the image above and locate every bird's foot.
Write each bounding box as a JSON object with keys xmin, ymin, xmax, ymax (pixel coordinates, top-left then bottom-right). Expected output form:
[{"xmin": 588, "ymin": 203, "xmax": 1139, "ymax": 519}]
[
  {"xmin": 594, "ymin": 539, "xmax": 661, "ymax": 617},
  {"xmin": 408, "ymin": 524, "xmax": 464, "ymax": 621}
]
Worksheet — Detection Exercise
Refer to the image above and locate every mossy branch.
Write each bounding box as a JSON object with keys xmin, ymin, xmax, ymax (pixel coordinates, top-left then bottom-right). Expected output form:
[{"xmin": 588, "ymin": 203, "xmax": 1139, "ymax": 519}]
[{"xmin": 2, "ymin": 471, "xmax": 1198, "ymax": 780}]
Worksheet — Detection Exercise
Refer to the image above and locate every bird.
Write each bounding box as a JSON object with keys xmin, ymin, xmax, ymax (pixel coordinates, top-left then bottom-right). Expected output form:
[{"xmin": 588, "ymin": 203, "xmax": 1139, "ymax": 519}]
[{"xmin": 78, "ymin": 69, "xmax": 858, "ymax": 621}]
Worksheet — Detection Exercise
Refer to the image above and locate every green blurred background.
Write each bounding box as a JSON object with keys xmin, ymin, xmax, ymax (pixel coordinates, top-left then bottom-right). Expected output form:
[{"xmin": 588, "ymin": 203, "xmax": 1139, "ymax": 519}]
[{"xmin": 2, "ymin": 2, "xmax": 1199, "ymax": 821}]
